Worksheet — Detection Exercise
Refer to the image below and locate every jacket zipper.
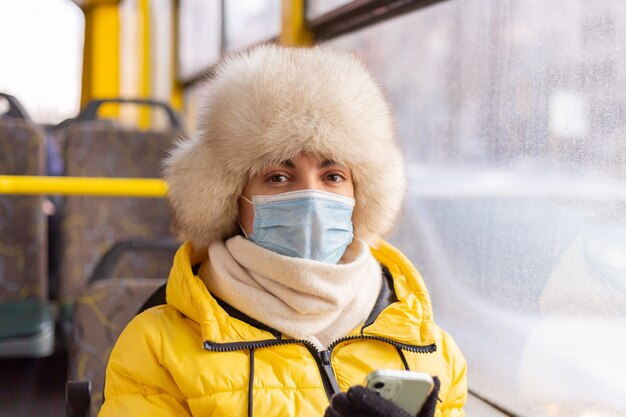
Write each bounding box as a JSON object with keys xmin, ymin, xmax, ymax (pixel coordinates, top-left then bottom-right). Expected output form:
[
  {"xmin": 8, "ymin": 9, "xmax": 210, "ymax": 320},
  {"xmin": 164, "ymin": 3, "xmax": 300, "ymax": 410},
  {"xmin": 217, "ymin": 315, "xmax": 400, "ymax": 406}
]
[
  {"xmin": 328, "ymin": 334, "xmax": 437, "ymax": 354},
  {"xmin": 203, "ymin": 335, "xmax": 435, "ymax": 401},
  {"xmin": 204, "ymin": 339, "xmax": 337, "ymax": 400}
]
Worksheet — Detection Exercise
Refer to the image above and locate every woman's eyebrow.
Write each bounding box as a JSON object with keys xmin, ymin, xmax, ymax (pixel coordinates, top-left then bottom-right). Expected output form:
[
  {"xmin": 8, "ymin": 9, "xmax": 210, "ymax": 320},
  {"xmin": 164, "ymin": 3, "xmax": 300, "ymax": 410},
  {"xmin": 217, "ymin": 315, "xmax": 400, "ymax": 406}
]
[
  {"xmin": 275, "ymin": 159, "xmax": 343, "ymax": 169},
  {"xmin": 279, "ymin": 159, "xmax": 295, "ymax": 168},
  {"xmin": 319, "ymin": 160, "xmax": 344, "ymax": 168}
]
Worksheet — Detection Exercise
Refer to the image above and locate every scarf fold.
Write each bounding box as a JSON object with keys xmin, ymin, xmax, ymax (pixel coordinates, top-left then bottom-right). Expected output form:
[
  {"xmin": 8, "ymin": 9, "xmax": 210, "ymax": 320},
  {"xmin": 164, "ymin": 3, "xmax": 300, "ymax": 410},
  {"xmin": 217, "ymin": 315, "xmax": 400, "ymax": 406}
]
[{"xmin": 199, "ymin": 236, "xmax": 382, "ymax": 349}]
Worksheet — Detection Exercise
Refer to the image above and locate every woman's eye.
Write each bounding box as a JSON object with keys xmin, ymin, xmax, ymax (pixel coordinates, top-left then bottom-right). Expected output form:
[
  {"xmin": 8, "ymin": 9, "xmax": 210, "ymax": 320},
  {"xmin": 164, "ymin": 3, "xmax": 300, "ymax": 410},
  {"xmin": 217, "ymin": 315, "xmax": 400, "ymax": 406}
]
[
  {"xmin": 326, "ymin": 173, "xmax": 345, "ymax": 182},
  {"xmin": 268, "ymin": 174, "xmax": 288, "ymax": 183}
]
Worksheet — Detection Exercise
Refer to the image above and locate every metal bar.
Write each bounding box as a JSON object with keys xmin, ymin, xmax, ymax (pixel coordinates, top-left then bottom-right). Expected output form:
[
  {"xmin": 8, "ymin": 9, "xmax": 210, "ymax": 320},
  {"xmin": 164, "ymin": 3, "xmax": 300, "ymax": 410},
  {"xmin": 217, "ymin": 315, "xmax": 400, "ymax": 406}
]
[
  {"xmin": 139, "ymin": 0, "xmax": 151, "ymax": 128},
  {"xmin": 80, "ymin": 1, "xmax": 120, "ymax": 113},
  {"xmin": 310, "ymin": 0, "xmax": 448, "ymax": 41},
  {"xmin": 0, "ymin": 176, "xmax": 167, "ymax": 197},
  {"xmin": 170, "ymin": 0, "xmax": 184, "ymax": 111},
  {"xmin": 280, "ymin": 0, "xmax": 313, "ymax": 46}
]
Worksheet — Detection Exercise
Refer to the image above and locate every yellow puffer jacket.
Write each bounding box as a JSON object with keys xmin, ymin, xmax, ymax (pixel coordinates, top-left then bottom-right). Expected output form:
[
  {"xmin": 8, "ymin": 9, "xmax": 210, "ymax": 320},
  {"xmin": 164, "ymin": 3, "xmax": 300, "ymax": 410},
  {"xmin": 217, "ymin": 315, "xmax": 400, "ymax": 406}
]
[{"xmin": 100, "ymin": 241, "xmax": 467, "ymax": 417}]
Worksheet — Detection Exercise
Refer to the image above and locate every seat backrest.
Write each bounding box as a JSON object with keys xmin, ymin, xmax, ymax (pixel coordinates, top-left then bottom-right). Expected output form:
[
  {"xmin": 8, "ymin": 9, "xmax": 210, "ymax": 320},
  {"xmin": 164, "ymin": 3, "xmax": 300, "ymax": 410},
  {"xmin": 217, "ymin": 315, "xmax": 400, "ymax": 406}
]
[
  {"xmin": 68, "ymin": 238, "xmax": 178, "ymax": 416},
  {"xmin": 58, "ymin": 119, "xmax": 179, "ymax": 301},
  {"xmin": 0, "ymin": 94, "xmax": 47, "ymax": 301},
  {"xmin": 68, "ymin": 277, "xmax": 167, "ymax": 415}
]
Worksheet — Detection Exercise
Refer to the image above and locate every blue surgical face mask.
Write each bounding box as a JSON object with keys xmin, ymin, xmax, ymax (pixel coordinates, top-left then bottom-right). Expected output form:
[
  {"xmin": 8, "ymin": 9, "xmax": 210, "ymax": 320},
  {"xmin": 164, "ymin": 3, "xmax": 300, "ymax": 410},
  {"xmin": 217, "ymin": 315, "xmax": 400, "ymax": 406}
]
[{"xmin": 241, "ymin": 190, "xmax": 355, "ymax": 264}]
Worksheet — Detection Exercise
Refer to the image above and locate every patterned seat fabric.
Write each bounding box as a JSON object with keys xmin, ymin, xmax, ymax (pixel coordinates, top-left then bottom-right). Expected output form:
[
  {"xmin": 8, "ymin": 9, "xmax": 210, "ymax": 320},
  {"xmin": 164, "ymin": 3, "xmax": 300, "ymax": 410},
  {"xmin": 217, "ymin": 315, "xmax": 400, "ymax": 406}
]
[
  {"xmin": 58, "ymin": 122, "xmax": 178, "ymax": 301},
  {"xmin": 0, "ymin": 118, "xmax": 47, "ymax": 301},
  {"xmin": 68, "ymin": 277, "xmax": 167, "ymax": 416}
]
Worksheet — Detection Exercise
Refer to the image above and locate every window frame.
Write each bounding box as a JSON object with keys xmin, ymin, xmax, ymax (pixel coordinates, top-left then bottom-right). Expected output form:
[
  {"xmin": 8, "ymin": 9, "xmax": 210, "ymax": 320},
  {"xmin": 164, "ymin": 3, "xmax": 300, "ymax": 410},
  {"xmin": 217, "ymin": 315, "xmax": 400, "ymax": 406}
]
[
  {"xmin": 308, "ymin": 0, "xmax": 450, "ymax": 40},
  {"xmin": 177, "ymin": 0, "xmax": 452, "ymax": 89}
]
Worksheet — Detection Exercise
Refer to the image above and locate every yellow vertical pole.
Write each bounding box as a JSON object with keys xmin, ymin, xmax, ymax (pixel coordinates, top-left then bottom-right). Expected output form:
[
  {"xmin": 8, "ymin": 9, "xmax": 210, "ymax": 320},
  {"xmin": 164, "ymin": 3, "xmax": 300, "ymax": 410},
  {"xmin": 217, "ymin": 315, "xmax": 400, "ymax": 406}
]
[
  {"xmin": 81, "ymin": 8, "xmax": 93, "ymax": 107},
  {"xmin": 138, "ymin": 0, "xmax": 151, "ymax": 128},
  {"xmin": 280, "ymin": 0, "xmax": 313, "ymax": 46},
  {"xmin": 170, "ymin": 0, "xmax": 183, "ymax": 112},
  {"xmin": 80, "ymin": 0, "xmax": 121, "ymax": 117}
]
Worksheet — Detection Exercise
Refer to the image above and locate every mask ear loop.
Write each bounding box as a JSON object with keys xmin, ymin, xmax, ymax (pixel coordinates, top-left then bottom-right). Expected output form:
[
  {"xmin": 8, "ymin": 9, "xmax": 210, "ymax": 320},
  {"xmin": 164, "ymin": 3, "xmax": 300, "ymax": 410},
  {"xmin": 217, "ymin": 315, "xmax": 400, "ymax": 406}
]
[
  {"xmin": 238, "ymin": 219, "xmax": 249, "ymax": 238},
  {"xmin": 238, "ymin": 195, "xmax": 254, "ymax": 238}
]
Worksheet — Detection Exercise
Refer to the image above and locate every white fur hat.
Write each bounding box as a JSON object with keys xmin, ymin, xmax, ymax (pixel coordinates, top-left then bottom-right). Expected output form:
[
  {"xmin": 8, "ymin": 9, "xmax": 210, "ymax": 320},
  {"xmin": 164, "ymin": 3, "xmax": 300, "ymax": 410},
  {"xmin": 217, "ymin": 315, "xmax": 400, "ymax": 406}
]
[{"xmin": 164, "ymin": 45, "xmax": 406, "ymax": 249}]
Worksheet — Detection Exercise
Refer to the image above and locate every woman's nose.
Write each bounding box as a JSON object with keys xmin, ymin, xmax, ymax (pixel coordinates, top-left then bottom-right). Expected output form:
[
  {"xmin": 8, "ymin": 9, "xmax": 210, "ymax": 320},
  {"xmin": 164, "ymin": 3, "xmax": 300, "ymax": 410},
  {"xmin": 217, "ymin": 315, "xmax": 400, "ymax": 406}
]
[{"xmin": 295, "ymin": 173, "xmax": 322, "ymax": 191}]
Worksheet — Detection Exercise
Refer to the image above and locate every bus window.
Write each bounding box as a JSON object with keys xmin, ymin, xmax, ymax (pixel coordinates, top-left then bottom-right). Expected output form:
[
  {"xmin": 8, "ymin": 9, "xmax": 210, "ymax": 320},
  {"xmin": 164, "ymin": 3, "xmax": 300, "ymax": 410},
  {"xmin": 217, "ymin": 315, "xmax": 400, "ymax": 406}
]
[
  {"xmin": 178, "ymin": 0, "xmax": 221, "ymax": 82},
  {"xmin": 223, "ymin": 0, "xmax": 280, "ymax": 53},
  {"xmin": 0, "ymin": 0, "xmax": 83, "ymax": 124},
  {"xmin": 329, "ymin": 1, "xmax": 626, "ymax": 416}
]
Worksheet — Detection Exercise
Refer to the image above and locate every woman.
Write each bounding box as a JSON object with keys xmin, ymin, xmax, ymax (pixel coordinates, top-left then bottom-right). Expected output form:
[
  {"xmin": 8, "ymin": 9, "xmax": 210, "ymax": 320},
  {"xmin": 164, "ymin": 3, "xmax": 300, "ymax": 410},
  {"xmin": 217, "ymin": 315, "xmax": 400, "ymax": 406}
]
[{"xmin": 99, "ymin": 45, "xmax": 467, "ymax": 417}]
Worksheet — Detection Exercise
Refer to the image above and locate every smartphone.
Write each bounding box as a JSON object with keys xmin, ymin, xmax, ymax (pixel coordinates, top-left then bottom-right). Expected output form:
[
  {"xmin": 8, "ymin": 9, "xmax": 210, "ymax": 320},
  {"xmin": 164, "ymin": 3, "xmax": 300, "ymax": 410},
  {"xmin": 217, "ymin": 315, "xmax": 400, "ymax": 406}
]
[{"xmin": 364, "ymin": 370, "xmax": 434, "ymax": 415}]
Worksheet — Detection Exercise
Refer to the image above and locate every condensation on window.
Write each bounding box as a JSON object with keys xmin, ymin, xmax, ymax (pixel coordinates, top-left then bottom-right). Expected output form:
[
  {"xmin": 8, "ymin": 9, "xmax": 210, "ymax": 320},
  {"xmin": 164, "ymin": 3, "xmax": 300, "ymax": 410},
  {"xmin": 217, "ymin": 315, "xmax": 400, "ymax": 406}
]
[
  {"xmin": 178, "ymin": 0, "xmax": 221, "ymax": 81},
  {"xmin": 330, "ymin": 1, "xmax": 626, "ymax": 416},
  {"xmin": 223, "ymin": 0, "xmax": 280, "ymax": 54}
]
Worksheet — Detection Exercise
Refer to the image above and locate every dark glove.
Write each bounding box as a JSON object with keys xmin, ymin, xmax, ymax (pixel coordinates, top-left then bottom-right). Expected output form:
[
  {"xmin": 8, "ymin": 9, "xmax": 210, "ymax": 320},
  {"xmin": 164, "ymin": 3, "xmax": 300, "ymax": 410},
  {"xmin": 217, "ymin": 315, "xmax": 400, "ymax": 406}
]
[{"xmin": 324, "ymin": 376, "xmax": 440, "ymax": 417}]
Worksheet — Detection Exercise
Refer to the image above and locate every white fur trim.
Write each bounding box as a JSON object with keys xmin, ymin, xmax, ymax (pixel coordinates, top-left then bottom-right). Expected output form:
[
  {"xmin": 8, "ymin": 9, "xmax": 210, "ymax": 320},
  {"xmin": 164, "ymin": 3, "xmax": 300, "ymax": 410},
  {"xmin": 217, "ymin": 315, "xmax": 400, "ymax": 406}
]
[{"xmin": 164, "ymin": 45, "xmax": 406, "ymax": 249}]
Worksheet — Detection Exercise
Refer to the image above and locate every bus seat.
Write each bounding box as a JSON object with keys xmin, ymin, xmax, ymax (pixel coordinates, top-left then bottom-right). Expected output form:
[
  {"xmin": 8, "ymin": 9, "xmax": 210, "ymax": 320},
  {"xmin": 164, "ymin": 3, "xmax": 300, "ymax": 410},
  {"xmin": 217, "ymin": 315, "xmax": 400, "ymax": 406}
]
[
  {"xmin": 66, "ymin": 380, "xmax": 91, "ymax": 417},
  {"xmin": 67, "ymin": 238, "xmax": 178, "ymax": 416},
  {"xmin": 57, "ymin": 98, "xmax": 182, "ymax": 316},
  {"xmin": 0, "ymin": 93, "xmax": 54, "ymax": 357}
]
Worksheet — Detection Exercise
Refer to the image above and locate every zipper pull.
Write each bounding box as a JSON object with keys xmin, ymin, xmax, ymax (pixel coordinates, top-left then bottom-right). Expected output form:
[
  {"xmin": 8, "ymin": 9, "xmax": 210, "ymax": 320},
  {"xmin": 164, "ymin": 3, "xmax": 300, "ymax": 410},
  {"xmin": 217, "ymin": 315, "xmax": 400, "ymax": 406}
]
[{"xmin": 319, "ymin": 350, "xmax": 340, "ymax": 396}]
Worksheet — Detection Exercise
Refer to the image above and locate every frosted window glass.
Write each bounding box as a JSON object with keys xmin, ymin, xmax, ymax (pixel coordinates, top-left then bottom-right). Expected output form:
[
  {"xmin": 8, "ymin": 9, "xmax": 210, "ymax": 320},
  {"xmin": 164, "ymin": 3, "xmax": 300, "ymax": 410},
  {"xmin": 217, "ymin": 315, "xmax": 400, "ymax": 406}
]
[
  {"xmin": 178, "ymin": 0, "xmax": 221, "ymax": 81},
  {"xmin": 0, "ymin": 0, "xmax": 84, "ymax": 124},
  {"xmin": 330, "ymin": 1, "xmax": 626, "ymax": 416},
  {"xmin": 224, "ymin": 0, "xmax": 280, "ymax": 53}
]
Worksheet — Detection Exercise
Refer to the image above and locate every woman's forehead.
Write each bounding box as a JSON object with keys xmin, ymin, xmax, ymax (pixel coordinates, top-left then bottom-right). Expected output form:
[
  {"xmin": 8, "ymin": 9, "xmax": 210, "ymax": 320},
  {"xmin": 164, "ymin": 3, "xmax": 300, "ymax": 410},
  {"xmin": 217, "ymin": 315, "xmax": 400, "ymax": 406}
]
[{"xmin": 267, "ymin": 153, "xmax": 346, "ymax": 169}]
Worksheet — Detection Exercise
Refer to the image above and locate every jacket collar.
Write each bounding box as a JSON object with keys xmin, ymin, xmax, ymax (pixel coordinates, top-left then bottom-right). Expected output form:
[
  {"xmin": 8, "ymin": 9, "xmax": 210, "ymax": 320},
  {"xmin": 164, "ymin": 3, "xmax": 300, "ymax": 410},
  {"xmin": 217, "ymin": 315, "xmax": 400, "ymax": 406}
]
[
  {"xmin": 361, "ymin": 241, "xmax": 435, "ymax": 345},
  {"xmin": 166, "ymin": 241, "xmax": 435, "ymax": 346}
]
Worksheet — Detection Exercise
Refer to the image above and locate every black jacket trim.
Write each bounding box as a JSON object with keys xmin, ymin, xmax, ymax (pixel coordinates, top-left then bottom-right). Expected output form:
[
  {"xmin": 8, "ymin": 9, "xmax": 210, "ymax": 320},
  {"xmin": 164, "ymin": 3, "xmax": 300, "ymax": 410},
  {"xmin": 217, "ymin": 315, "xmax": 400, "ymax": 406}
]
[
  {"xmin": 248, "ymin": 348, "xmax": 255, "ymax": 417},
  {"xmin": 361, "ymin": 264, "xmax": 398, "ymax": 332},
  {"xmin": 396, "ymin": 346, "xmax": 411, "ymax": 370}
]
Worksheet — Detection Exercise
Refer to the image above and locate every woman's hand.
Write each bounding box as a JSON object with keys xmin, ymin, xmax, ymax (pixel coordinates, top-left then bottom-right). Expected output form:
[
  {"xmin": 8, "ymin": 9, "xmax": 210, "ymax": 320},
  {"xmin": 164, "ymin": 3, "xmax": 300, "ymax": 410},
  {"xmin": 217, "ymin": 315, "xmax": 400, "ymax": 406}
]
[{"xmin": 324, "ymin": 377, "xmax": 440, "ymax": 417}]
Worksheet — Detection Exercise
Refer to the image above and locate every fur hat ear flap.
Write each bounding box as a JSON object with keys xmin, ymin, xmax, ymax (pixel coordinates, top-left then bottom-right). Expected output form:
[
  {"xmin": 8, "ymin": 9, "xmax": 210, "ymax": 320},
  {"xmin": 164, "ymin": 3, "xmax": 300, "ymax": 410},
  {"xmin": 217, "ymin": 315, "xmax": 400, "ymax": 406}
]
[
  {"xmin": 163, "ymin": 133, "xmax": 242, "ymax": 248},
  {"xmin": 163, "ymin": 45, "xmax": 406, "ymax": 249}
]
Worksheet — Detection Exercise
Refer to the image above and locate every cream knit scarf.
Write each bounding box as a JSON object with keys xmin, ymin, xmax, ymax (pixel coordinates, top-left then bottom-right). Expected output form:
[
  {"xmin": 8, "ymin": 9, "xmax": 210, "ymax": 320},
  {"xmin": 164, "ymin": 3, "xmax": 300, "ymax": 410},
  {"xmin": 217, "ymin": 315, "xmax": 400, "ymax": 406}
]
[{"xmin": 199, "ymin": 236, "xmax": 382, "ymax": 349}]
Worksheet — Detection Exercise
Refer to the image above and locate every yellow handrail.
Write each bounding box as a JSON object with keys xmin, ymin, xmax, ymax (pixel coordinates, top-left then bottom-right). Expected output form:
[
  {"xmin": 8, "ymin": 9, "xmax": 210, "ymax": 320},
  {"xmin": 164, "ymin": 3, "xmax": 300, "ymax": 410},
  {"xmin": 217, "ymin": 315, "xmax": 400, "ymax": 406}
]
[{"xmin": 0, "ymin": 176, "xmax": 167, "ymax": 197}]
